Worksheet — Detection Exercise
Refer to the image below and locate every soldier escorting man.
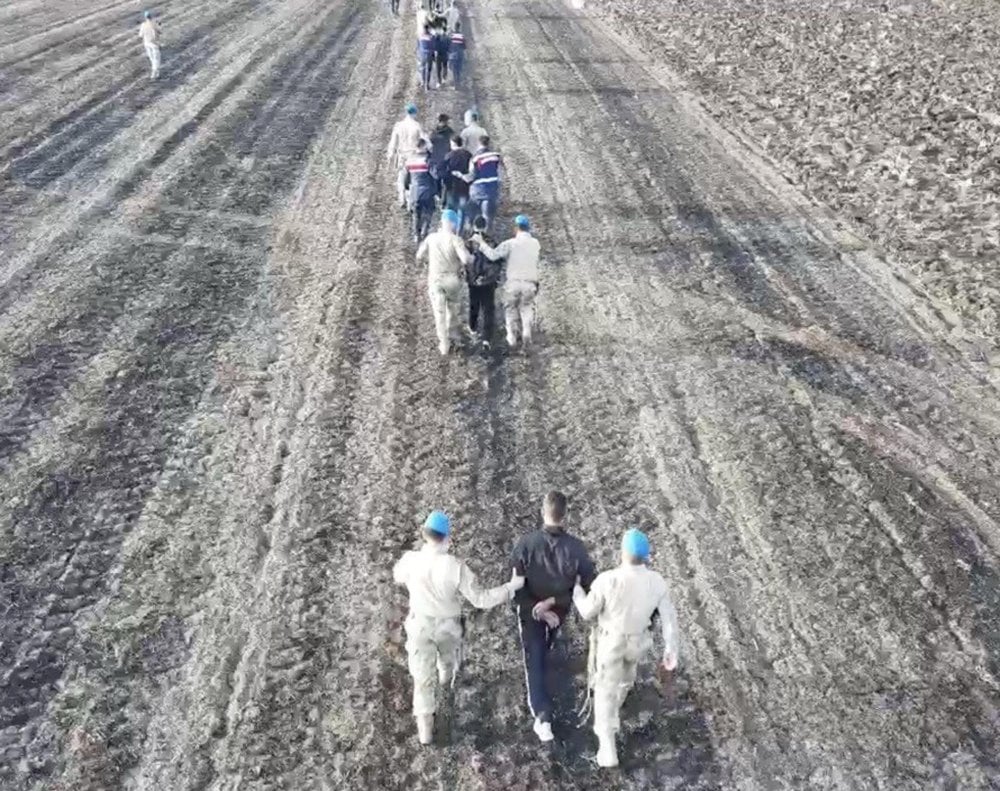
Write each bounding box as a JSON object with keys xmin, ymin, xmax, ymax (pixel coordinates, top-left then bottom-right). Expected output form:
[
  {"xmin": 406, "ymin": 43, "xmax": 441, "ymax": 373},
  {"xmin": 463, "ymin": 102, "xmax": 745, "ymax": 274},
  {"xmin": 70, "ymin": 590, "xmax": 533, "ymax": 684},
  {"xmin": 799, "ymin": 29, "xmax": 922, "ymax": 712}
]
[
  {"xmin": 416, "ymin": 210, "xmax": 473, "ymax": 355},
  {"xmin": 394, "ymin": 511, "xmax": 525, "ymax": 744},
  {"xmin": 393, "ymin": 493, "xmax": 682, "ymax": 768}
]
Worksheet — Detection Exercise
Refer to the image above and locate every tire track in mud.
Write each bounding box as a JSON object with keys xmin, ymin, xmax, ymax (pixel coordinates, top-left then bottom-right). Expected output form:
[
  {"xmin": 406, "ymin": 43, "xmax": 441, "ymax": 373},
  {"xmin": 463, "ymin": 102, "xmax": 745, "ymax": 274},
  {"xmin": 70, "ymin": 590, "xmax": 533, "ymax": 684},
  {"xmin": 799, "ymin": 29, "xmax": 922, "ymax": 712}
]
[
  {"xmin": 0, "ymin": 4, "xmax": 374, "ymax": 785},
  {"xmin": 0, "ymin": 0, "xmax": 266, "ymax": 186},
  {"xmin": 469, "ymin": 2, "xmax": 1000, "ymax": 788},
  {"xmin": 0, "ymin": 1, "xmax": 360, "ymax": 468},
  {"xmin": 462, "ymin": 11, "xmax": 728, "ymax": 788},
  {"xmin": 101, "ymin": 17, "xmax": 415, "ymax": 789}
]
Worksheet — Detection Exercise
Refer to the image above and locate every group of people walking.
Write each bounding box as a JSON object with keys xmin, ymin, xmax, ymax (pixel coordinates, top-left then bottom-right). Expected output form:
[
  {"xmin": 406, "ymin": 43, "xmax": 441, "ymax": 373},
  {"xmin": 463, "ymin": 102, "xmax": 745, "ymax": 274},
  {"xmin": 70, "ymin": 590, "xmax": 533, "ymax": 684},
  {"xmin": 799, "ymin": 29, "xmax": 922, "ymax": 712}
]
[
  {"xmin": 413, "ymin": 0, "xmax": 466, "ymax": 90},
  {"xmin": 387, "ymin": 101, "xmax": 539, "ymax": 355},
  {"xmin": 393, "ymin": 492, "xmax": 681, "ymax": 768}
]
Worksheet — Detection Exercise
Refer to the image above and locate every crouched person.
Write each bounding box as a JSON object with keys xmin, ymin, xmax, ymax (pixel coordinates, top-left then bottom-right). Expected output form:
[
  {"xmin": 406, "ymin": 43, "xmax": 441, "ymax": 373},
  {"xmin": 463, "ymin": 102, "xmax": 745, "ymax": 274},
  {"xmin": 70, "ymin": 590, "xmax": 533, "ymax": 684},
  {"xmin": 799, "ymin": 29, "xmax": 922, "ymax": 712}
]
[{"xmin": 394, "ymin": 511, "xmax": 525, "ymax": 745}]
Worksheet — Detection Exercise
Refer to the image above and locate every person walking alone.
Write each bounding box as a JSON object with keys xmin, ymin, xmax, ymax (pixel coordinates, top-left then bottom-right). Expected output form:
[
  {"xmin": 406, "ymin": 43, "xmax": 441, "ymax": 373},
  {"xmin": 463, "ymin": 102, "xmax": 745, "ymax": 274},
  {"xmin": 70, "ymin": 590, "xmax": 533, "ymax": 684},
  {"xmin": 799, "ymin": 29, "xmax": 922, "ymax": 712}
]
[
  {"xmin": 473, "ymin": 214, "xmax": 540, "ymax": 349},
  {"xmin": 394, "ymin": 511, "xmax": 525, "ymax": 745},
  {"xmin": 416, "ymin": 210, "xmax": 473, "ymax": 355},
  {"xmin": 573, "ymin": 529, "xmax": 680, "ymax": 768},
  {"xmin": 138, "ymin": 10, "xmax": 161, "ymax": 79},
  {"xmin": 510, "ymin": 491, "xmax": 597, "ymax": 742}
]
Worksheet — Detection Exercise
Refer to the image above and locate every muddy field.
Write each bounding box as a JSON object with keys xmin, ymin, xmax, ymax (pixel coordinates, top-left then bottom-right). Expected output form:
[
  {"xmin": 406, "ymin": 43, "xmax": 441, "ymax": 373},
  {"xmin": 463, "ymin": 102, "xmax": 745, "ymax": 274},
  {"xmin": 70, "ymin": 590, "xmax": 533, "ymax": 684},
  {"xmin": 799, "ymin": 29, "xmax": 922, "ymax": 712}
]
[
  {"xmin": 589, "ymin": 0, "xmax": 1000, "ymax": 351},
  {"xmin": 1, "ymin": 0, "xmax": 999, "ymax": 789}
]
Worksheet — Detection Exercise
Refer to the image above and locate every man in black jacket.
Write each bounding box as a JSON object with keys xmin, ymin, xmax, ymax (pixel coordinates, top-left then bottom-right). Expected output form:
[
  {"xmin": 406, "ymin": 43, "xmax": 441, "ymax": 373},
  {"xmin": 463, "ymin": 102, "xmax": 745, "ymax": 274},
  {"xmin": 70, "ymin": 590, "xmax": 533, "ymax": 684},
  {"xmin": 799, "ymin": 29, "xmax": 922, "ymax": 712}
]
[
  {"xmin": 443, "ymin": 135, "xmax": 472, "ymax": 230},
  {"xmin": 465, "ymin": 215, "xmax": 502, "ymax": 348},
  {"xmin": 510, "ymin": 491, "xmax": 597, "ymax": 742},
  {"xmin": 429, "ymin": 114, "xmax": 454, "ymax": 203}
]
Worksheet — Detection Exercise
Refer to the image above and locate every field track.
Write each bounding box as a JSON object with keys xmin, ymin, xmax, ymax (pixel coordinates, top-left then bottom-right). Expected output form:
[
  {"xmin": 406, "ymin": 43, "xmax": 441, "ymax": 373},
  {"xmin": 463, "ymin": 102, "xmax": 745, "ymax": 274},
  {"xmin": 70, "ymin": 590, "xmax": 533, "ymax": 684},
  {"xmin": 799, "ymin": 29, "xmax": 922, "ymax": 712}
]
[{"xmin": 2, "ymin": 0, "xmax": 999, "ymax": 788}]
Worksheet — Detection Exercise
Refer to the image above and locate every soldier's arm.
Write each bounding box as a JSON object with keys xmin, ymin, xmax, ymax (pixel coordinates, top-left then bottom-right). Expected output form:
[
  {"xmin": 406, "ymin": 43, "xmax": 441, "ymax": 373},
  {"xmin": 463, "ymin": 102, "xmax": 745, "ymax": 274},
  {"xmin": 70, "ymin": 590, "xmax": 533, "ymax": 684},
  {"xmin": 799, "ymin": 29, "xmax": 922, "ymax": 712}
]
[
  {"xmin": 415, "ymin": 237, "xmax": 430, "ymax": 263},
  {"xmin": 386, "ymin": 126, "xmax": 398, "ymax": 162},
  {"xmin": 456, "ymin": 561, "xmax": 515, "ymax": 610},
  {"xmin": 453, "ymin": 235, "xmax": 473, "ymax": 265},
  {"xmin": 573, "ymin": 574, "xmax": 604, "ymax": 621},
  {"xmin": 657, "ymin": 585, "xmax": 680, "ymax": 669},
  {"xmin": 478, "ymin": 238, "xmax": 509, "ymax": 262},
  {"xmin": 392, "ymin": 552, "xmax": 411, "ymax": 586}
]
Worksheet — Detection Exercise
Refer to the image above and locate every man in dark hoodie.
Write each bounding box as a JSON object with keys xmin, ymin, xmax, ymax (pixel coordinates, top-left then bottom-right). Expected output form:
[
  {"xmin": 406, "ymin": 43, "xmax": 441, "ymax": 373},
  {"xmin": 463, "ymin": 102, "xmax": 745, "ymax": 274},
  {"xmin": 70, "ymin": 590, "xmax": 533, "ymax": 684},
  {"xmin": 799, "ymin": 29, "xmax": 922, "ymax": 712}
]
[
  {"xmin": 429, "ymin": 114, "xmax": 454, "ymax": 204},
  {"xmin": 464, "ymin": 215, "xmax": 502, "ymax": 348},
  {"xmin": 510, "ymin": 491, "xmax": 597, "ymax": 743}
]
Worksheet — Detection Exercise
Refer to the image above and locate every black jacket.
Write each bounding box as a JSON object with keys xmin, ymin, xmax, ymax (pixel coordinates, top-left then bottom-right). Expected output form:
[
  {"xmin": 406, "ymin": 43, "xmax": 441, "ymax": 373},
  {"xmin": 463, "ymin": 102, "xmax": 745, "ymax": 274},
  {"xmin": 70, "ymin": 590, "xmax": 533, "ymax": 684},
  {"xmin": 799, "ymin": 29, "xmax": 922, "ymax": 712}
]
[
  {"xmin": 465, "ymin": 232, "xmax": 502, "ymax": 287},
  {"xmin": 444, "ymin": 148, "xmax": 472, "ymax": 198},
  {"xmin": 511, "ymin": 527, "xmax": 597, "ymax": 619},
  {"xmin": 429, "ymin": 124, "xmax": 454, "ymax": 178}
]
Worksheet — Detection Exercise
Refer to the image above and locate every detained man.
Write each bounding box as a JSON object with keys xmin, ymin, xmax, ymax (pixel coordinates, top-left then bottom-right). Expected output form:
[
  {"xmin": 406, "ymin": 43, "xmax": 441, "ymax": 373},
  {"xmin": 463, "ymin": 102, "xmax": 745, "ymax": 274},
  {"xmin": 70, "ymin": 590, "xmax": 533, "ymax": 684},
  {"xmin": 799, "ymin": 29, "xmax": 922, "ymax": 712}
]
[{"xmin": 510, "ymin": 491, "xmax": 597, "ymax": 742}]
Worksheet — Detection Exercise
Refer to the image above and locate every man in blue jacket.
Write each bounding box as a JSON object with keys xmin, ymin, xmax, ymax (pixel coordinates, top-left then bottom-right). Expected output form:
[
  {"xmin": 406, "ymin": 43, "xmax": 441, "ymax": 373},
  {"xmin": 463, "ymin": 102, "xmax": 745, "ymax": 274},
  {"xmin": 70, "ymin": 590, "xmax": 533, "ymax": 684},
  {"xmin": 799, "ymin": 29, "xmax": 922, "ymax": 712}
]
[
  {"xmin": 404, "ymin": 139, "xmax": 437, "ymax": 242},
  {"xmin": 464, "ymin": 135, "xmax": 503, "ymax": 233},
  {"xmin": 510, "ymin": 491, "xmax": 597, "ymax": 742},
  {"xmin": 417, "ymin": 26, "xmax": 436, "ymax": 90}
]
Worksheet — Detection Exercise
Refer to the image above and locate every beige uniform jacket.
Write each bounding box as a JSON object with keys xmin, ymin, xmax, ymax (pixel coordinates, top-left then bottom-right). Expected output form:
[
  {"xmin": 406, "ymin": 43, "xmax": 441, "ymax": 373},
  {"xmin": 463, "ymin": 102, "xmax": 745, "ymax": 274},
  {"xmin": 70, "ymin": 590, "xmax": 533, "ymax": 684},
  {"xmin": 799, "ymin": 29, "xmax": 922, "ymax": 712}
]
[
  {"xmin": 393, "ymin": 543, "xmax": 511, "ymax": 618},
  {"xmin": 574, "ymin": 564, "xmax": 680, "ymax": 663},
  {"xmin": 139, "ymin": 20, "xmax": 159, "ymax": 44},
  {"xmin": 417, "ymin": 230, "xmax": 473, "ymax": 282},
  {"xmin": 387, "ymin": 117, "xmax": 426, "ymax": 168},
  {"xmin": 479, "ymin": 231, "xmax": 540, "ymax": 284},
  {"xmin": 460, "ymin": 123, "xmax": 488, "ymax": 152}
]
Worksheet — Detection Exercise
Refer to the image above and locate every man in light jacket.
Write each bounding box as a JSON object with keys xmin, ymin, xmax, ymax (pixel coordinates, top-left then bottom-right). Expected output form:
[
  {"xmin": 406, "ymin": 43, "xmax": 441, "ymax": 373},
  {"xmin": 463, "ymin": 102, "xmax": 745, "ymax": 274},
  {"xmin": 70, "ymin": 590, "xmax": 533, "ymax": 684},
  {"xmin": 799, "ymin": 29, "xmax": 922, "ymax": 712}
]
[
  {"xmin": 573, "ymin": 528, "xmax": 680, "ymax": 768},
  {"xmin": 395, "ymin": 510, "xmax": 525, "ymax": 745},
  {"xmin": 473, "ymin": 214, "xmax": 540, "ymax": 349},
  {"xmin": 387, "ymin": 103, "xmax": 427, "ymax": 209},
  {"xmin": 417, "ymin": 210, "xmax": 473, "ymax": 355}
]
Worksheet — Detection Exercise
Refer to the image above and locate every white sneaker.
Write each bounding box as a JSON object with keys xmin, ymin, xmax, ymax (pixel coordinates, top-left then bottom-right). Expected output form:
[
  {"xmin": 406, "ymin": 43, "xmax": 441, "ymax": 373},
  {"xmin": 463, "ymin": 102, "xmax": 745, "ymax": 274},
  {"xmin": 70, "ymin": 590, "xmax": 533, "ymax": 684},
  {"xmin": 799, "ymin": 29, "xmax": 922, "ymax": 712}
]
[
  {"xmin": 533, "ymin": 718, "xmax": 554, "ymax": 743},
  {"xmin": 416, "ymin": 714, "xmax": 434, "ymax": 745},
  {"xmin": 438, "ymin": 341, "xmax": 449, "ymax": 356},
  {"xmin": 596, "ymin": 732, "xmax": 618, "ymax": 767}
]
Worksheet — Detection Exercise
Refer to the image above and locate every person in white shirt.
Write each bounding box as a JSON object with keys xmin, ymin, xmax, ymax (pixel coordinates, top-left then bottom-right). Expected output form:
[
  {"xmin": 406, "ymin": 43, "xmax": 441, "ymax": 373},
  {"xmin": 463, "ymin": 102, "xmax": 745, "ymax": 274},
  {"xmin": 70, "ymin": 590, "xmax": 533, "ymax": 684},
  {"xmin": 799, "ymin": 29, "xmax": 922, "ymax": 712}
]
[
  {"xmin": 474, "ymin": 215, "xmax": 540, "ymax": 349},
  {"xmin": 415, "ymin": 0, "xmax": 430, "ymax": 37},
  {"xmin": 394, "ymin": 510, "xmax": 525, "ymax": 744},
  {"xmin": 386, "ymin": 103, "xmax": 427, "ymax": 209},
  {"xmin": 416, "ymin": 209, "xmax": 474, "ymax": 355},
  {"xmin": 138, "ymin": 10, "xmax": 161, "ymax": 79},
  {"xmin": 445, "ymin": 0, "xmax": 460, "ymax": 32},
  {"xmin": 572, "ymin": 528, "xmax": 681, "ymax": 768},
  {"xmin": 460, "ymin": 110, "xmax": 487, "ymax": 152}
]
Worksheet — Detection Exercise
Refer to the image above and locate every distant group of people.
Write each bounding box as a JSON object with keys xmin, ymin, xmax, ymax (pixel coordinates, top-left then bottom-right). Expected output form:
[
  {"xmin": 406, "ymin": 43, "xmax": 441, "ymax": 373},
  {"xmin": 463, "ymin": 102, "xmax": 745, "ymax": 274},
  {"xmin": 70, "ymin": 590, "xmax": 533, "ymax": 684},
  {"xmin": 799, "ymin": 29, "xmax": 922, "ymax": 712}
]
[
  {"xmin": 388, "ymin": 103, "xmax": 538, "ymax": 355},
  {"xmin": 394, "ymin": 492, "xmax": 681, "ymax": 768},
  {"xmin": 414, "ymin": 0, "xmax": 466, "ymax": 90}
]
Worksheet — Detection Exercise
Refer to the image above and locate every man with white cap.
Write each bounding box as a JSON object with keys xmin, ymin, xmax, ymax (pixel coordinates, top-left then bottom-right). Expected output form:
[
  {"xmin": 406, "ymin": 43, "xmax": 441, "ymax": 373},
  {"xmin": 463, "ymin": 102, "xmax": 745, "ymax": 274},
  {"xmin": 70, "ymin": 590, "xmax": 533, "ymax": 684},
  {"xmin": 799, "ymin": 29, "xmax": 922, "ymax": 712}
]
[
  {"xmin": 572, "ymin": 528, "xmax": 680, "ymax": 768},
  {"xmin": 394, "ymin": 511, "xmax": 525, "ymax": 745},
  {"xmin": 416, "ymin": 210, "xmax": 473, "ymax": 355},
  {"xmin": 387, "ymin": 103, "xmax": 427, "ymax": 209},
  {"xmin": 473, "ymin": 214, "xmax": 540, "ymax": 349}
]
